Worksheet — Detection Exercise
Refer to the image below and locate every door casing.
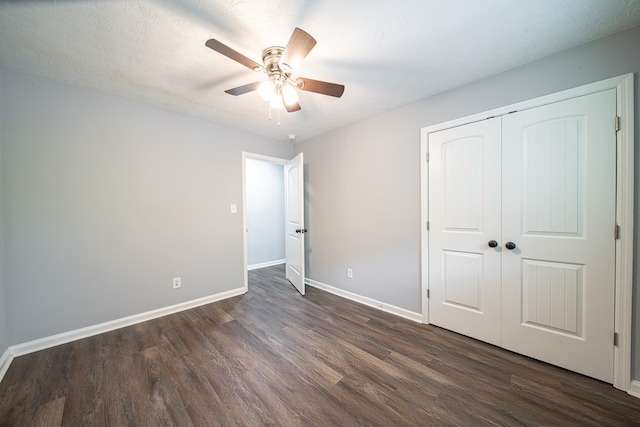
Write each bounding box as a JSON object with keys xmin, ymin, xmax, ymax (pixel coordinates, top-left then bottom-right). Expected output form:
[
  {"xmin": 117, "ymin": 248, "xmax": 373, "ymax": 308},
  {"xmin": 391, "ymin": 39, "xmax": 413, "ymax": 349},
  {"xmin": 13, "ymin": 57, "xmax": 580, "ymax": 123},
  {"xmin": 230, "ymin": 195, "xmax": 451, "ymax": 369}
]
[{"xmin": 420, "ymin": 74, "xmax": 635, "ymax": 392}]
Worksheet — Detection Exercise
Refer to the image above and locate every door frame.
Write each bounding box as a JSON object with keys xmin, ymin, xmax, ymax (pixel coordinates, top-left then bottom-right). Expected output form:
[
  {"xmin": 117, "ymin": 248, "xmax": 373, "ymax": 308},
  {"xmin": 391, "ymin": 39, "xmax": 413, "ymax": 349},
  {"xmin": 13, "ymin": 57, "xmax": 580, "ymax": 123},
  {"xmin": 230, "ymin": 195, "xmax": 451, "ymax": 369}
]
[
  {"xmin": 241, "ymin": 152, "xmax": 289, "ymax": 292},
  {"xmin": 420, "ymin": 73, "xmax": 634, "ymax": 392}
]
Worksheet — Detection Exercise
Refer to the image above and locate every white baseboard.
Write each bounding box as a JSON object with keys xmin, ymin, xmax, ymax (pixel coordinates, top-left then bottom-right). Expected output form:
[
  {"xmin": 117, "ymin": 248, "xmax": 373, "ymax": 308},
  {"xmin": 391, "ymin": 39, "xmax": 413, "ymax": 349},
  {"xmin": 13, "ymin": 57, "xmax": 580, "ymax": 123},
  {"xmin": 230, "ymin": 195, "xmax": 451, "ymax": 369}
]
[
  {"xmin": 629, "ymin": 380, "xmax": 640, "ymax": 399},
  {"xmin": 0, "ymin": 348, "xmax": 13, "ymax": 384},
  {"xmin": 248, "ymin": 259, "xmax": 285, "ymax": 271},
  {"xmin": 306, "ymin": 278, "xmax": 423, "ymax": 323},
  {"xmin": 8, "ymin": 287, "xmax": 246, "ymax": 358}
]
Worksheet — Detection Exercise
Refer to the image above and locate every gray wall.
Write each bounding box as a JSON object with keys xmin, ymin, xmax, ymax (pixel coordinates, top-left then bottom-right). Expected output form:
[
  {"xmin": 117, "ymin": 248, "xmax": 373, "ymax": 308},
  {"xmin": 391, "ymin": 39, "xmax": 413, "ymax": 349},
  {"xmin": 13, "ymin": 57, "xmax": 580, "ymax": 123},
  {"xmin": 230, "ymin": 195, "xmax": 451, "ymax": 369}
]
[
  {"xmin": 298, "ymin": 116, "xmax": 422, "ymax": 310},
  {"xmin": 1, "ymin": 69, "xmax": 293, "ymax": 344},
  {"xmin": 246, "ymin": 158, "xmax": 285, "ymax": 267},
  {"xmin": 296, "ymin": 25, "xmax": 640, "ymax": 377},
  {"xmin": 0, "ymin": 65, "xmax": 8, "ymax": 355}
]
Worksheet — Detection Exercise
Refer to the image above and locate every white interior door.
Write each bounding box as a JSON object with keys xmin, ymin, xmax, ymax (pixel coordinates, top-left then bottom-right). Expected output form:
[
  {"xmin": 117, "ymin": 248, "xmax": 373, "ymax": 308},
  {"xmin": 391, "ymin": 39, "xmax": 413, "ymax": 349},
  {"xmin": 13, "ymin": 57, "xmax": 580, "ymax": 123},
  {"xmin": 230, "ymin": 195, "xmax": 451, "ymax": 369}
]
[
  {"xmin": 501, "ymin": 90, "xmax": 617, "ymax": 383},
  {"xmin": 428, "ymin": 118, "xmax": 502, "ymax": 346},
  {"xmin": 427, "ymin": 90, "xmax": 617, "ymax": 382},
  {"xmin": 285, "ymin": 153, "xmax": 305, "ymax": 295}
]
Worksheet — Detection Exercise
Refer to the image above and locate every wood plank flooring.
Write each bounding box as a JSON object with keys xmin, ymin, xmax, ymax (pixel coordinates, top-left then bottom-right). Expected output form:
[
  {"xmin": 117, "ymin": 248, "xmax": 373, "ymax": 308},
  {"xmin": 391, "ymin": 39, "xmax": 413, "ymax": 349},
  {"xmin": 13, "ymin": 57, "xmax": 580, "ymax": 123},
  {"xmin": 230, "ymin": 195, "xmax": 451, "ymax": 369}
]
[{"xmin": 1, "ymin": 264, "xmax": 638, "ymax": 426}]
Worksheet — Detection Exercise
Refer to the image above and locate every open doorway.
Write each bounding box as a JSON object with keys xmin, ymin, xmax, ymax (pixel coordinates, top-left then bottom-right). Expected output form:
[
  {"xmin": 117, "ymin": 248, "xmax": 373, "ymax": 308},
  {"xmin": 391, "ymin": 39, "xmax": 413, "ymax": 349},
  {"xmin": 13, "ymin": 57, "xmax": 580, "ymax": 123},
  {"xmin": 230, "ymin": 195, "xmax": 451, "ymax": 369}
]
[
  {"xmin": 242, "ymin": 153, "xmax": 287, "ymax": 294},
  {"xmin": 245, "ymin": 156, "xmax": 286, "ymax": 270},
  {"xmin": 242, "ymin": 152, "xmax": 306, "ymax": 295}
]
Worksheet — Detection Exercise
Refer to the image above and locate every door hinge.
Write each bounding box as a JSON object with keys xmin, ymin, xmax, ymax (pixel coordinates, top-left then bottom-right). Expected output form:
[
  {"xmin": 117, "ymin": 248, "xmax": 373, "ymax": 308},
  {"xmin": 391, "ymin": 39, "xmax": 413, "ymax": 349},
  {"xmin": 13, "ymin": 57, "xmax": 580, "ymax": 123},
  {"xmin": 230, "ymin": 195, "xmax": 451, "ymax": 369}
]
[
  {"xmin": 426, "ymin": 221, "xmax": 430, "ymax": 231},
  {"xmin": 614, "ymin": 224, "xmax": 620, "ymax": 240},
  {"xmin": 427, "ymin": 289, "xmax": 430, "ymax": 299},
  {"xmin": 614, "ymin": 332, "xmax": 619, "ymax": 347},
  {"xmin": 615, "ymin": 116, "xmax": 620, "ymax": 132},
  {"xmin": 425, "ymin": 152, "xmax": 429, "ymax": 162}
]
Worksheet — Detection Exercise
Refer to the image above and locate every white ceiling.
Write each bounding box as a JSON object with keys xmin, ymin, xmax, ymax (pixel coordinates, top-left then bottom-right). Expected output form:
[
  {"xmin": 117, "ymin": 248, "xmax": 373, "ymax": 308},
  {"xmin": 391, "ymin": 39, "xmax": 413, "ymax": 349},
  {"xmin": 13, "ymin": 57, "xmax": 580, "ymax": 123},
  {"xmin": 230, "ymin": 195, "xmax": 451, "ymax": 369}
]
[{"xmin": 2, "ymin": 0, "xmax": 640, "ymax": 143}]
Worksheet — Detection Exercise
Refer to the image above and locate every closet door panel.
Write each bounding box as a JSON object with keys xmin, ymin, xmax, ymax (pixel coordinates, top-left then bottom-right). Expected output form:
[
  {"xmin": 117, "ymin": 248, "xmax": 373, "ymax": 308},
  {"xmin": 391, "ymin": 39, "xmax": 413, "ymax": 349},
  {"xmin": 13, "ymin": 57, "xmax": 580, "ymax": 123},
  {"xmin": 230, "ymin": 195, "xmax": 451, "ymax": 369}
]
[
  {"xmin": 501, "ymin": 89, "xmax": 616, "ymax": 383},
  {"xmin": 428, "ymin": 118, "xmax": 502, "ymax": 346}
]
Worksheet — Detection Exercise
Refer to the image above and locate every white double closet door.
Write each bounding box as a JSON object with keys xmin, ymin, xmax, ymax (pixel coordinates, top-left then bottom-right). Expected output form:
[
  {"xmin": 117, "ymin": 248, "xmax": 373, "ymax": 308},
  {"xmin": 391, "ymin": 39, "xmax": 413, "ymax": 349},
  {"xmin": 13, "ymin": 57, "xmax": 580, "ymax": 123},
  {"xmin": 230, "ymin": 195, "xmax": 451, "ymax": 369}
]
[{"xmin": 428, "ymin": 89, "xmax": 617, "ymax": 383}]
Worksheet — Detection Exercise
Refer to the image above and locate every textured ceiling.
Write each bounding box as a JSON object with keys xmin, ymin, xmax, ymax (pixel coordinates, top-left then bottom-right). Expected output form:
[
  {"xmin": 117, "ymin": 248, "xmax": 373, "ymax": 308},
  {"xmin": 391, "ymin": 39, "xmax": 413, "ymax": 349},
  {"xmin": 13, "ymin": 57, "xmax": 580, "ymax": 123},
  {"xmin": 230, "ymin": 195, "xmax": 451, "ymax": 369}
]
[{"xmin": 2, "ymin": 0, "xmax": 640, "ymax": 143}]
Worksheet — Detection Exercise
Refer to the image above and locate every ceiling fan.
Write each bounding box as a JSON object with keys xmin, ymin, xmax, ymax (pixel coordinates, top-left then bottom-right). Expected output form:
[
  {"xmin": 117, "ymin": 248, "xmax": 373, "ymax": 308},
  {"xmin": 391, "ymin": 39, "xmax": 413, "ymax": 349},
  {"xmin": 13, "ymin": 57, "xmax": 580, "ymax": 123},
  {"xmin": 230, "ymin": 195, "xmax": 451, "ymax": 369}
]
[{"xmin": 205, "ymin": 28, "xmax": 345, "ymax": 113}]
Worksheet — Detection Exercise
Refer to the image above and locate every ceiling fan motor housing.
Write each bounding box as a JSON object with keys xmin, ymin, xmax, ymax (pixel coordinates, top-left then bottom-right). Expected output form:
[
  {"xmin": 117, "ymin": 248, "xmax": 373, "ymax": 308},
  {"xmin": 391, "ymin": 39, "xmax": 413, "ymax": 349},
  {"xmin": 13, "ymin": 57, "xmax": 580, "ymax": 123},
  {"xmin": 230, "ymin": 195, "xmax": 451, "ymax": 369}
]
[{"xmin": 262, "ymin": 46, "xmax": 290, "ymax": 83}]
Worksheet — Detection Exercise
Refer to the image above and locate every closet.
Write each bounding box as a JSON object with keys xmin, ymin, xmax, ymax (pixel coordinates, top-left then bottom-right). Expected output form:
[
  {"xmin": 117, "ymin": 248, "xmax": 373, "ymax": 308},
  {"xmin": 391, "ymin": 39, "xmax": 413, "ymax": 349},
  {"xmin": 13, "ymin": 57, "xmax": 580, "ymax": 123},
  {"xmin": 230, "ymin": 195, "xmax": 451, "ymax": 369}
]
[{"xmin": 427, "ymin": 89, "xmax": 617, "ymax": 383}]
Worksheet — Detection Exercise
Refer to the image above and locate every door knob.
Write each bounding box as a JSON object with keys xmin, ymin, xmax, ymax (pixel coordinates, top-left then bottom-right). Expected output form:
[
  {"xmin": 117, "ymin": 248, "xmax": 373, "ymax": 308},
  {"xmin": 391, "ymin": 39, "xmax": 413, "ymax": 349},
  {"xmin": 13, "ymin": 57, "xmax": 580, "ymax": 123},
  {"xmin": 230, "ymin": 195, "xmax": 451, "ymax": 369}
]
[
  {"xmin": 505, "ymin": 242, "xmax": 516, "ymax": 250},
  {"xmin": 488, "ymin": 240, "xmax": 498, "ymax": 248}
]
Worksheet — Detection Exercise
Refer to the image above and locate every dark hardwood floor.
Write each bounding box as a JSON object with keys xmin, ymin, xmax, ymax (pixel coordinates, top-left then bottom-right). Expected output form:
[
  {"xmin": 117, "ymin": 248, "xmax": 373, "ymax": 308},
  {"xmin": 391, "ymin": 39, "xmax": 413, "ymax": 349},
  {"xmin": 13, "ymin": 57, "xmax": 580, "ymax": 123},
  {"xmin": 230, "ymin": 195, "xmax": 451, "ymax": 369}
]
[{"xmin": 1, "ymin": 264, "xmax": 638, "ymax": 426}]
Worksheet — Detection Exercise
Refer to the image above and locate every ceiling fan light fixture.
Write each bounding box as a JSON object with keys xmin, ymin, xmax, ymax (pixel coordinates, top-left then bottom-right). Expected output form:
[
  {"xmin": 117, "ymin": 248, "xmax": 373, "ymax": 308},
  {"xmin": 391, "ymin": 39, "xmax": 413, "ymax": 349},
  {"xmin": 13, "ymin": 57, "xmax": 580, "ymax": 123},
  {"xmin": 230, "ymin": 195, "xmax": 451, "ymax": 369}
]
[
  {"xmin": 282, "ymin": 84, "xmax": 299, "ymax": 106},
  {"xmin": 257, "ymin": 80, "xmax": 275, "ymax": 101},
  {"xmin": 269, "ymin": 92, "xmax": 284, "ymax": 110}
]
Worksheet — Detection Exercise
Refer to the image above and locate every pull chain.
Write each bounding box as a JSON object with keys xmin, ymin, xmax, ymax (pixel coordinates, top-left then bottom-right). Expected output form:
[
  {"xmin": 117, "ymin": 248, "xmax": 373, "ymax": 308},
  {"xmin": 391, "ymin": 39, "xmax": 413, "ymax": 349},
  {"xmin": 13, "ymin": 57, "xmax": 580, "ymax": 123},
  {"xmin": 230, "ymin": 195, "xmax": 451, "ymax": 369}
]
[{"xmin": 267, "ymin": 105, "xmax": 281, "ymax": 126}]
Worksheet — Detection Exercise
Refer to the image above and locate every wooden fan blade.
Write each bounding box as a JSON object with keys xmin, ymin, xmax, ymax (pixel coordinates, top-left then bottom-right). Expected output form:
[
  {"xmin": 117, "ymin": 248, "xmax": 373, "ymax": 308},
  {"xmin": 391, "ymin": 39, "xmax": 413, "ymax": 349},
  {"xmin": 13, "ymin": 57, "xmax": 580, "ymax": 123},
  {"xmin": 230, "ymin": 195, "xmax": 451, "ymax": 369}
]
[
  {"xmin": 205, "ymin": 39, "xmax": 262, "ymax": 71},
  {"xmin": 280, "ymin": 28, "xmax": 317, "ymax": 71},
  {"xmin": 296, "ymin": 78, "xmax": 345, "ymax": 98},
  {"xmin": 225, "ymin": 82, "xmax": 261, "ymax": 96},
  {"xmin": 285, "ymin": 101, "xmax": 301, "ymax": 112}
]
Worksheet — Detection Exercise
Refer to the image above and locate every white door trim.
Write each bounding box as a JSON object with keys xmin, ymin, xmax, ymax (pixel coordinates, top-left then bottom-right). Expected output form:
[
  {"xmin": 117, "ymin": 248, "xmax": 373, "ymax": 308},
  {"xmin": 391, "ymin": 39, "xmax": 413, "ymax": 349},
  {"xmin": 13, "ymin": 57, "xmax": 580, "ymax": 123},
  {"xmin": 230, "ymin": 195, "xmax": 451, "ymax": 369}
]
[
  {"xmin": 420, "ymin": 74, "xmax": 634, "ymax": 393},
  {"xmin": 241, "ymin": 152, "xmax": 289, "ymax": 292}
]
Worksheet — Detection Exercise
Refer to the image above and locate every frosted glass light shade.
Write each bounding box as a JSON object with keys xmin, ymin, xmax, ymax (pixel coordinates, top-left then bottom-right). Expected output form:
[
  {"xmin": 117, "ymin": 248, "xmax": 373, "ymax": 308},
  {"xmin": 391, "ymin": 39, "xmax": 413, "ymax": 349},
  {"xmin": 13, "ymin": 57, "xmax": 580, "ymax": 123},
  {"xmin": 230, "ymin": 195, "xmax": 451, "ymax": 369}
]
[
  {"xmin": 269, "ymin": 93, "xmax": 284, "ymax": 110},
  {"xmin": 282, "ymin": 84, "xmax": 299, "ymax": 106},
  {"xmin": 257, "ymin": 80, "xmax": 275, "ymax": 101}
]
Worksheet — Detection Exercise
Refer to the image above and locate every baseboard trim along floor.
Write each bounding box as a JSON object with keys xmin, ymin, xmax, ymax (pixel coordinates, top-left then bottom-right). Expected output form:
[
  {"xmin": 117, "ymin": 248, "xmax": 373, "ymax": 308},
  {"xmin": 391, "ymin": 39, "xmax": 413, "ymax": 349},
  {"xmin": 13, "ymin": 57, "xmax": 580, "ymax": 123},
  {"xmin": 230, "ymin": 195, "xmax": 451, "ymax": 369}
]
[
  {"xmin": 247, "ymin": 259, "xmax": 285, "ymax": 271},
  {"xmin": 0, "ymin": 349, "xmax": 13, "ymax": 385},
  {"xmin": 306, "ymin": 278, "xmax": 422, "ymax": 323},
  {"xmin": 5, "ymin": 287, "xmax": 246, "ymax": 363}
]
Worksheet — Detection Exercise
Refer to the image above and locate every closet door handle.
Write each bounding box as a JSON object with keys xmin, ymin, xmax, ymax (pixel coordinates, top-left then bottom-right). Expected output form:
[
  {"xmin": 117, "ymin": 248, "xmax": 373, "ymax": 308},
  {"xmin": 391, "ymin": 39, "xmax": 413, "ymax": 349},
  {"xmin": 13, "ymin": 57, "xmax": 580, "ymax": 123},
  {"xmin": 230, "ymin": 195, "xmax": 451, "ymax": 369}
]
[
  {"xmin": 505, "ymin": 242, "xmax": 516, "ymax": 250},
  {"xmin": 488, "ymin": 240, "xmax": 498, "ymax": 248}
]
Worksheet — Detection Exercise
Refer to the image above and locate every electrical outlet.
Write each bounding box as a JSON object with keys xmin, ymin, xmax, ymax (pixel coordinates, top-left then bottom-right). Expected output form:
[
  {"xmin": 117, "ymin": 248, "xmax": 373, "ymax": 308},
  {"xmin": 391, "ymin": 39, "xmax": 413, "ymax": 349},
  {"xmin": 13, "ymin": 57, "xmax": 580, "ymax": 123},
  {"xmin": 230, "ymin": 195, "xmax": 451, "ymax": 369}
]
[
  {"xmin": 173, "ymin": 277, "xmax": 181, "ymax": 289},
  {"xmin": 347, "ymin": 268, "xmax": 353, "ymax": 279}
]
